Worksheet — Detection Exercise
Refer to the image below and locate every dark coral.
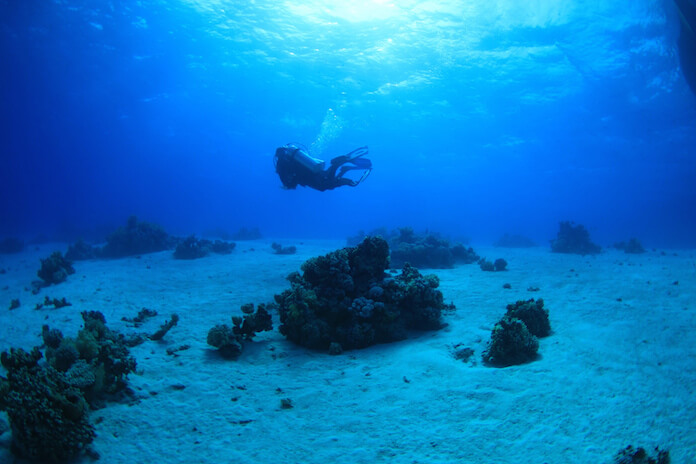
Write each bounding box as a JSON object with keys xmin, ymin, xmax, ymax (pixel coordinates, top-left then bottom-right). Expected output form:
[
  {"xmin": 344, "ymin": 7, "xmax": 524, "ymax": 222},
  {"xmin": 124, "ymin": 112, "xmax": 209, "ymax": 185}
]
[
  {"xmin": 505, "ymin": 299, "xmax": 551, "ymax": 338},
  {"xmin": 211, "ymin": 240, "xmax": 235, "ymax": 254},
  {"xmin": 390, "ymin": 227, "xmax": 457, "ymax": 269},
  {"xmin": 207, "ymin": 304, "xmax": 273, "ymax": 359},
  {"xmin": 100, "ymin": 215, "xmax": 173, "ymax": 258},
  {"xmin": 174, "ymin": 235, "xmax": 211, "ymax": 259},
  {"xmin": 613, "ymin": 445, "xmax": 670, "ymax": 464},
  {"xmin": 275, "ymin": 236, "xmax": 452, "ymax": 352},
  {"xmin": 482, "ymin": 316, "xmax": 539, "ymax": 366},
  {"xmin": 351, "ymin": 227, "xmax": 478, "ymax": 268},
  {"xmin": 550, "ymin": 221, "xmax": 601, "ymax": 255},
  {"xmin": 272, "ymin": 242, "xmax": 297, "ymax": 255},
  {"xmin": 613, "ymin": 238, "xmax": 646, "ymax": 254},
  {"xmin": 43, "ymin": 311, "xmax": 137, "ymax": 400},
  {"xmin": 150, "ymin": 314, "xmax": 179, "ymax": 341},
  {"xmin": 478, "ymin": 258, "xmax": 507, "ymax": 272},
  {"xmin": 0, "ymin": 348, "xmax": 95, "ymax": 462},
  {"xmin": 37, "ymin": 251, "xmax": 75, "ymax": 286},
  {"xmin": 65, "ymin": 238, "xmax": 98, "ymax": 261},
  {"xmin": 174, "ymin": 236, "xmax": 235, "ymax": 259}
]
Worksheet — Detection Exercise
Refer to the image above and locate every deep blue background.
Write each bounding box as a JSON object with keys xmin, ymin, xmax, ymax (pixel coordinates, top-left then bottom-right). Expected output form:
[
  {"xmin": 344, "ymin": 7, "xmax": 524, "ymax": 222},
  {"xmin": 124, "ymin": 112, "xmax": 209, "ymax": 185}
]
[{"xmin": 1, "ymin": 0, "xmax": 695, "ymax": 247}]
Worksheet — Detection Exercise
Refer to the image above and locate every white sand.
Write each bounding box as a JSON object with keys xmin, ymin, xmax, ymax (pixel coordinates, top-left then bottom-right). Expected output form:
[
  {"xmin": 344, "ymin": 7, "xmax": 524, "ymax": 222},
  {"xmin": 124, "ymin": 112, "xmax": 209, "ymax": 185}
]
[{"xmin": 1, "ymin": 240, "xmax": 694, "ymax": 463}]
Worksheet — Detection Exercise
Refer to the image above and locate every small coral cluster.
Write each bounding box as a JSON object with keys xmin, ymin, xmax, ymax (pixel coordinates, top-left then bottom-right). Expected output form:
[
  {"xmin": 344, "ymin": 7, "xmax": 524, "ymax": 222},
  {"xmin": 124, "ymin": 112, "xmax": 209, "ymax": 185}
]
[
  {"xmin": 0, "ymin": 312, "xmax": 136, "ymax": 461},
  {"xmin": 482, "ymin": 299, "xmax": 551, "ymax": 366},
  {"xmin": 275, "ymin": 236, "xmax": 453, "ymax": 352},
  {"xmin": 36, "ymin": 251, "xmax": 75, "ymax": 288},
  {"xmin": 478, "ymin": 257, "xmax": 507, "ymax": 272},
  {"xmin": 271, "ymin": 242, "xmax": 297, "ymax": 255},
  {"xmin": 207, "ymin": 303, "xmax": 273, "ymax": 358},
  {"xmin": 613, "ymin": 238, "xmax": 645, "ymax": 254}
]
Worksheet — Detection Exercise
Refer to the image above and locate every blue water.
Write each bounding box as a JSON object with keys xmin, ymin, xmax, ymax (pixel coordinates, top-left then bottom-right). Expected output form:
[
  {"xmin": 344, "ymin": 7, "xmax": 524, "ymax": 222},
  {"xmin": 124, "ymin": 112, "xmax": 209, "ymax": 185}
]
[{"xmin": 1, "ymin": 0, "xmax": 695, "ymax": 247}]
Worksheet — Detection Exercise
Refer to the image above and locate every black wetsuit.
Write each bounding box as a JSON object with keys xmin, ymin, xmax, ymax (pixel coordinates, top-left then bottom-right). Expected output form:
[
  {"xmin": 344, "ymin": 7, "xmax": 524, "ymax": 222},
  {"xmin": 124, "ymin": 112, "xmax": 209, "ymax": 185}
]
[{"xmin": 274, "ymin": 146, "xmax": 370, "ymax": 192}]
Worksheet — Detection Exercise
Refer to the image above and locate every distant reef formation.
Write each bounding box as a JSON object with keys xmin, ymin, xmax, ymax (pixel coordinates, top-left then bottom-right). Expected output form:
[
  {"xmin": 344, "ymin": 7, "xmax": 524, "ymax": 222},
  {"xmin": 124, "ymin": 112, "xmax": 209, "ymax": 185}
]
[
  {"xmin": 271, "ymin": 242, "xmax": 297, "ymax": 255},
  {"xmin": 493, "ymin": 233, "xmax": 536, "ymax": 248},
  {"xmin": 613, "ymin": 238, "xmax": 645, "ymax": 254},
  {"xmin": 100, "ymin": 215, "xmax": 175, "ymax": 258},
  {"xmin": 0, "ymin": 237, "xmax": 25, "ymax": 254},
  {"xmin": 550, "ymin": 221, "xmax": 601, "ymax": 255},
  {"xmin": 173, "ymin": 235, "xmax": 236, "ymax": 260},
  {"xmin": 348, "ymin": 227, "xmax": 479, "ymax": 269},
  {"xmin": 231, "ymin": 227, "xmax": 263, "ymax": 241},
  {"xmin": 275, "ymin": 236, "xmax": 454, "ymax": 353},
  {"xmin": 0, "ymin": 312, "xmax": 136, "ymax": 462}
]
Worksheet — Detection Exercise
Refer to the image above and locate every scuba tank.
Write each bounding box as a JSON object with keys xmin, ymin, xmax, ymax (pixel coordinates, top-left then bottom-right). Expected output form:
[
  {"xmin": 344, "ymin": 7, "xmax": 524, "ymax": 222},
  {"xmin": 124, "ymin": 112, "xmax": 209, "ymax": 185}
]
[{"xmin": 282, "ymin": 144, "xmax": 325, "ymax": 173}]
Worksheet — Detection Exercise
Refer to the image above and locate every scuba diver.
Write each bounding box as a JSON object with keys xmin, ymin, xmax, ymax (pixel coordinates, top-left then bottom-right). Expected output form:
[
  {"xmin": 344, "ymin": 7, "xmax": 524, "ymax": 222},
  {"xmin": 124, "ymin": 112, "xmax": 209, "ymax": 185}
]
[
  {"xmin": 274, "ymin": 144, "xmax": 372, "ymax": 191},
  {"xmin": 675, "ymin": 0, "xmax": 696, "ymax": 96}
]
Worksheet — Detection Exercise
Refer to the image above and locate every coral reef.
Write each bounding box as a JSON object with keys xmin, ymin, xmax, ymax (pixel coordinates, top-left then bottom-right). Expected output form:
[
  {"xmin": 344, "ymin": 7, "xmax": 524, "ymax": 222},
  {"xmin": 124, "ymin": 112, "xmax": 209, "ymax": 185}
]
[
  {"xmin": 43, "ymin": 311, "xmax": 137, "ymax": 401},
  {"xmin": 348, "ymin": 227, "xmax": 478, "ymax": 268},
  {"xmin": 550, "ymin": 221, "xmax": 601, "ymax": 255},
  {"xmin": 174, "ymin": 235, "xmax": 211, "ymax": 259},
  {"xmin": 482, "ymin": 316, "xmax": 539, "ymax": 366},
  {"xmin": 65, "ymin": 238, "xmax": 98, "ymax": 261},
  {"xmin": 478, "ymin": 258, "xmax": 507, "ymax": 272},
  {"xmin": 0, "ymin": 348, "xmax": 95, "ymax": 462},
  {"xmin": 34, "ymin": 296, "xmax": 72, "ymax": 310},
  {"xmin": 122, "ymin": 308, "xmax": 158, "ymax": 326},
  {"xmin": 0, "ymin": 237, "xmax": 24, "ymax": 254},
  {"xmin": 613, "ymin": 445, "xmax": 670, "ymax": 464},
  {"xmin": 272, "ymin": 242, "xmax": 297, "ymax": 255},
  {"xmin": 275, "ymin": 236, "xmax": 453, "ymax": 352},
  {"xmin": 493, "ymin": 233, "xmax": 536, "ymax": 248},
  {"xmin": 173, "ymin": 236, "xmax": 236, "ymax": 259},
  {"xmin": 505, "ymin": 298, "xmax": 551, "ymax": 337},
  {"xmin": 100, "ymin": 215, "xmax": 173, "ymax": 258},
  {"xmin": 613, "ymin": 238, "xmax": 645, "ymax": 254},
  {"xmin": 207, "ymin": 303, "xmax": 273, "ymax": 358},
  {"xmin": 483, "ymin": 298, "xmax": 551, "ymax": 366},
  {"xmin": 37, "ymin": 251, "xmax": 75, "ymax": 286}
]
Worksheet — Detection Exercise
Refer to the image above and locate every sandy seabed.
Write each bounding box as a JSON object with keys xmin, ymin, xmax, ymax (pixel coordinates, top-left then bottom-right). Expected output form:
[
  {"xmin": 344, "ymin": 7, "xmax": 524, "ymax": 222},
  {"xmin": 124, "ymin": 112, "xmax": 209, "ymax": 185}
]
[{"xmin": 0, "ymin": 239, "xmax": 694, "ymax": 464}]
